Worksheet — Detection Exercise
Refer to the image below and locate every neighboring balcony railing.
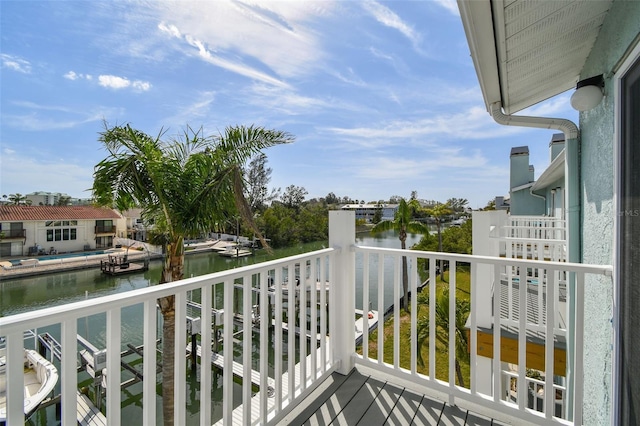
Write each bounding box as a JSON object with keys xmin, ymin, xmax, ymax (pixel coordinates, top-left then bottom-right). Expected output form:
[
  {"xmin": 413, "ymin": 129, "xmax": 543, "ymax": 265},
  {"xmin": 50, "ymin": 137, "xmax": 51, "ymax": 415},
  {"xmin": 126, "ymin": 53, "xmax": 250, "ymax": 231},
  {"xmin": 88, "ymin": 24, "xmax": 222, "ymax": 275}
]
[
  {"xmin": 504, "ymin": 216, "xmax": 566, "ymax": 241},
  {"xmin": 0, "ymin": 212, "xmax": 612, "ymax": 425},
  {"xmin": 351, "ymin": 244, "xmax": 611, "ymax": 425},
  {"xmin": 95, "ymin": 225, "xmax": 116, "ymax": 234},
  {"xmin": 0, "ymin": 229, "xmax": 26, "ymax": 239},
  {"xmin": 491, "ymin": 215, "xmax": 567, "ymax": 262}
]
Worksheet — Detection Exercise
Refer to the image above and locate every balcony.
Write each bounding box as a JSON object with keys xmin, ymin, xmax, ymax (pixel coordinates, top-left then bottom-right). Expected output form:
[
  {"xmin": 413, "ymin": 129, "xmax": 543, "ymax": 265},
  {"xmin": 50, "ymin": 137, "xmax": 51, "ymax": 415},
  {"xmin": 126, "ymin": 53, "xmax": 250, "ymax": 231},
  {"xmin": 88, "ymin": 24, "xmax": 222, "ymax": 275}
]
[
  {"xmin": 480, "ymin": 212, "xmax": 567, "ymax": 262},
  {"xmin": 0, "ymin": 229, "xmax": 26, "ymax": 240},
  {"xmin": 95, "ymin": 225, "xmax": 116, "ymax": 235},
  {"xmin": 0, "ymin": 212, "xmax": 612, "ymax": 425}
]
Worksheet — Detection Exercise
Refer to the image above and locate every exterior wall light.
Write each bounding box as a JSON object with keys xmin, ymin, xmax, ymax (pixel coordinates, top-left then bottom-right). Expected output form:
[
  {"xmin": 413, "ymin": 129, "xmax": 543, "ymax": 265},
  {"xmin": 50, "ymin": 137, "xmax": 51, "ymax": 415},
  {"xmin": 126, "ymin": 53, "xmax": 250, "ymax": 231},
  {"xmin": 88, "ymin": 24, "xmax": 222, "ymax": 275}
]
[{"xmin": 570, "ymin": 74, "xmax": 604, "ymax": 111}]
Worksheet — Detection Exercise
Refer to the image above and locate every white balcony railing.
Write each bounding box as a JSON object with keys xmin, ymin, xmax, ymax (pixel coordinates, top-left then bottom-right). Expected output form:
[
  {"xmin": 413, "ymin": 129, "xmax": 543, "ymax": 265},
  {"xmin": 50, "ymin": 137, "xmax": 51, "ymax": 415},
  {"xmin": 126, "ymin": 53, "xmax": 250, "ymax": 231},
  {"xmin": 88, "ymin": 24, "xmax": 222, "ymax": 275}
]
[
  {"xmin": 504, "ymin": 216, "xmax": 566, "ymax": 241},
  {"xmin": 492, "ymin": 215, "xmax": 567, "ymax": 262},
  {"xmin": 0, "ymin": 212, "xmax": 612, "ymax": 425}
]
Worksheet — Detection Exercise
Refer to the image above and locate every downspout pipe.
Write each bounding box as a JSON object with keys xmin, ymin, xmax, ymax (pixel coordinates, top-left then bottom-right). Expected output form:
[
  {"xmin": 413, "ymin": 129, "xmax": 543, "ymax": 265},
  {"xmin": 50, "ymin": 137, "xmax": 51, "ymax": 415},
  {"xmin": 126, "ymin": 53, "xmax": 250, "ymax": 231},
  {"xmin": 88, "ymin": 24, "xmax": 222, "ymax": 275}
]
[
  {"xmin": 489, "ymin": 101, "xmax": 580, "ymax": 420},
  {"xmin": 529, "ymin": 188, "xmax": 546, "ymax": 211},
  {"xmin": 489, "ymin": 101, "xmax": 580, "ymax": 263}
]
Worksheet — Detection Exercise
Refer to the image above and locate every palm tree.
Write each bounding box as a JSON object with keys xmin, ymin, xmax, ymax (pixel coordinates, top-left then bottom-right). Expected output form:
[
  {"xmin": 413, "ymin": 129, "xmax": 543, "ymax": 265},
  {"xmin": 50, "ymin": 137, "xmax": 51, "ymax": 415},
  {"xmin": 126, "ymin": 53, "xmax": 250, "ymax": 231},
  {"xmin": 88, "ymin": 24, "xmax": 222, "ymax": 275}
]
[
  {"xmin": 426, "ymin": 202, "xmax": 453, "ymax": 280},
  {"xmin": 415, "ymin": 288, "xmax": 470, "ymax": 387},
  {"xmin": 371, "ymin": 198, "xmax": 430, "ymax": 312},
  {"xmin": 8, "ymin": 193, "xmax": 29, "ymax": 205},
  {"xmin": 92, "ymin": 123, "xmax": 293, "ymax": 426}
]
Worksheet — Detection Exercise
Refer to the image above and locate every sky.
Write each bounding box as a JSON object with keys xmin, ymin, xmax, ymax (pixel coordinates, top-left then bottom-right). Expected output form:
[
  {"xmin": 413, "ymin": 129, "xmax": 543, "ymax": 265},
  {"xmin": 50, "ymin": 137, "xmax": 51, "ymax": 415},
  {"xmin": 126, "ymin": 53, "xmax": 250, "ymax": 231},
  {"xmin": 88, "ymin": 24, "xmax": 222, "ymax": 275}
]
[{"xmin": 0, "ymin": 0, "xmax": 578, "ymax": 209}]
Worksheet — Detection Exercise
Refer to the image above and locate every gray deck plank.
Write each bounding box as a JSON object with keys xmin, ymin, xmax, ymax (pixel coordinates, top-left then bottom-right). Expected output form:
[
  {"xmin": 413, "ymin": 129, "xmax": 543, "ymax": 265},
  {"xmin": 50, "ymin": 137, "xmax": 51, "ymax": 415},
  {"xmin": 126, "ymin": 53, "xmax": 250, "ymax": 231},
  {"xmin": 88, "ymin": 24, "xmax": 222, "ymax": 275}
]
[
  {"xmin": 465, "ymin": 411, "xmax": 493, "ymax": 426},
  {"xmin": 356, "ymin": 382, "xmax": 403, "ymax": 425},
  {"xmin": 384, "ymin": 388, "xmax": 423, "ymax": 425},
  {"xmin": 329, "ymin": 376, "xmax": 385, "ymax": 425},
  {"xmin": 290, "ymin": 368, "xmax": 508, "ymax": 426},
  {"xmin": 294, "ymin": 370, "xmax": 352, "ymax": 426},
  {"xmin": 438, "ymin": 404, "xmax": 467, "ymax": 425},
  {"xmin": 303, "ymin": 370, "xmax": 369, "ymax": 426},
  {"xmin": 413, "ymin": 394, "xmax": 445, "ymax": 425}
]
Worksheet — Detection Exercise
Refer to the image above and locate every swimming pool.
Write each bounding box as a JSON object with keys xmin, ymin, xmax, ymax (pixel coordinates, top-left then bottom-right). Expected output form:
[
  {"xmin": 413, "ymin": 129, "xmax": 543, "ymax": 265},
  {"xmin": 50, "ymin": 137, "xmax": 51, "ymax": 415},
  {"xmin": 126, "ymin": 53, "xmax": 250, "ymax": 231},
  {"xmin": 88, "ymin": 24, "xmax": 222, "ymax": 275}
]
[{"xmin": 13, "ymin": 250, "xmax": 107, "ymax": 265}]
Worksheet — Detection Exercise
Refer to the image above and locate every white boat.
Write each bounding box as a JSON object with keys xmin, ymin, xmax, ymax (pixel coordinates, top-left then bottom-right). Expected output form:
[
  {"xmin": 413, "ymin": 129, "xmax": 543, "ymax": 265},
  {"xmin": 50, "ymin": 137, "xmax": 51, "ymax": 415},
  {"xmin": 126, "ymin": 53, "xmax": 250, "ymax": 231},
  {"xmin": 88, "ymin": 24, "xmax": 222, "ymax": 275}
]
[
  {"xmin": 218, "ymin": 244, "xmax": 252, "ymax": 258},
  {"xmin": 0, "ymin": 349, "xmax": 59, "ymax": 421}
]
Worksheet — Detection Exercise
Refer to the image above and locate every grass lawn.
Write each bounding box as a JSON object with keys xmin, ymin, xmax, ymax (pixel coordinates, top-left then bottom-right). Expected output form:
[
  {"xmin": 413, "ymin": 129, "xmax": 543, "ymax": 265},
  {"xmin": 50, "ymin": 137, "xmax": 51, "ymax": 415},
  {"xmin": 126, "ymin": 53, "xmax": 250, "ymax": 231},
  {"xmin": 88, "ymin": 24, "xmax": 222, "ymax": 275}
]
[{"xmin": 356, "ymin": 267, "xmax": 472, "ymax": 388}]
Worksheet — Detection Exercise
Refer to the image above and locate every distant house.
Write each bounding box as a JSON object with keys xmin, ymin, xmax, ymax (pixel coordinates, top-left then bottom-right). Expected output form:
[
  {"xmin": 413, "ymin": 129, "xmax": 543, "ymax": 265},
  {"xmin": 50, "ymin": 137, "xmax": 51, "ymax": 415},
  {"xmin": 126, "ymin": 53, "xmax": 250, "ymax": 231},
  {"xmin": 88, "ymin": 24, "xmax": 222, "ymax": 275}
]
[
  {"xmin": 340, "ymin": 203, "xmax": 399, "ymax": 222},
  {"xmin": 120, "ymin": 208, "xmax": 151, "ymax": 241},
  {"xmin": 0, "ymin": 205, "xmax": 125, "ymax": 257},
  {"xmin": 25, "ymin": 191, "xmax": 92, "ymax": 206}
]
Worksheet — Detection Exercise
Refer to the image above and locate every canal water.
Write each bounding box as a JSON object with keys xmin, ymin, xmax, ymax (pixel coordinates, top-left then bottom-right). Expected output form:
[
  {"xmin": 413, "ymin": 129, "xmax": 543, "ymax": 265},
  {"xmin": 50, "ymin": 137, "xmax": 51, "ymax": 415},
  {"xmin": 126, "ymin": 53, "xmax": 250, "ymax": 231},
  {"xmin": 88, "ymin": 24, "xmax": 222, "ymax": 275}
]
[{"xmin": 0, "ymin": 230, "xmax": 426, "ymax": 425}]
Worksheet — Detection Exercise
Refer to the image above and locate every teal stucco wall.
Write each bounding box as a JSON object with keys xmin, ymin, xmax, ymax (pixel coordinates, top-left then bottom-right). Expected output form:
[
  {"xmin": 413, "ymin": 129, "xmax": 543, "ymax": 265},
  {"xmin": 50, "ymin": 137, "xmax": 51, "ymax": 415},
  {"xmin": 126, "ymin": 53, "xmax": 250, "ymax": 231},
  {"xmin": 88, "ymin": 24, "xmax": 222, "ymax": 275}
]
[{"xmin": 579, "ymin": 1, "xmax": 640, "ymax": 424}]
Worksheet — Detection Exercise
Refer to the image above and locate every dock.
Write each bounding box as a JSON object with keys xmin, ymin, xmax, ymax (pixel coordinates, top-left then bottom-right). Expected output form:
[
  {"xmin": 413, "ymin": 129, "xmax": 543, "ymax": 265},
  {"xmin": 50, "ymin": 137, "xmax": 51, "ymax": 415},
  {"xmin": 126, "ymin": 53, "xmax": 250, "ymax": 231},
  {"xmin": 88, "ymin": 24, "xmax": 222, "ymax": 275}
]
[
  {"xmin": 77, "ymin": 391, "xmax": 107, "ymax": 426},
  {"xmin": 186, "ymin": 344, "xmax": 268, "ymax": 388},
  {"xmin": 213, "ymin": 342, "xmax": 326, "ymax": 425},
  {"xmin": 100, "ymin": 255, "xmax": 149, "ymax": 275}
]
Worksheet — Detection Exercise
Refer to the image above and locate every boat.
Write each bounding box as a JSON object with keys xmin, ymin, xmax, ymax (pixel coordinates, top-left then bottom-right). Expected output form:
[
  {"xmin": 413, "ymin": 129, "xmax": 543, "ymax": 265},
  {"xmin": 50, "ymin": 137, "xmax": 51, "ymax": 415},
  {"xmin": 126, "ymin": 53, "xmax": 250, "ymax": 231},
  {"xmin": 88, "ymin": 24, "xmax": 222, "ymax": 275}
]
[
  {"xmin": 218, "ymin": 244, "xmax": 253, "ymax": 258},
  {"xmin": 0, "ymin": 349, "xmax": 59, "ymax": 421}
]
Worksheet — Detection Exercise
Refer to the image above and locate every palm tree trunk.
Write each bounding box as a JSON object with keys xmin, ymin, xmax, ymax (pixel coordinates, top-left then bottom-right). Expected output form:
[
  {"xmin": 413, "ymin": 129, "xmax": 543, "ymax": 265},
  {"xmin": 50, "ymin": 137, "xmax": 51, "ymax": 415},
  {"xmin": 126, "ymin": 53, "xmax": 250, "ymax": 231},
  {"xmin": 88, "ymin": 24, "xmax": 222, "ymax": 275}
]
[
  {"xmin": 437, "ymin": 221, "xmax": 445, "ymax": 281},
  {"xmin": 401, "ymin": 256, "xmax": 409, "ymax": 312},
  {"xmin": 158, "ymin": 238, "xmax": 184, "ymax": 426},
  {"xmin": 455, "ymin": 359, "xmax": 465, "ymax": 388},
  {"xmin": 400, "ymin": 236, "xmax": 409, "ymax": 312},
  {"xmin": 160, "ymin": 298, "xmax": 175, "ymax": 426}
]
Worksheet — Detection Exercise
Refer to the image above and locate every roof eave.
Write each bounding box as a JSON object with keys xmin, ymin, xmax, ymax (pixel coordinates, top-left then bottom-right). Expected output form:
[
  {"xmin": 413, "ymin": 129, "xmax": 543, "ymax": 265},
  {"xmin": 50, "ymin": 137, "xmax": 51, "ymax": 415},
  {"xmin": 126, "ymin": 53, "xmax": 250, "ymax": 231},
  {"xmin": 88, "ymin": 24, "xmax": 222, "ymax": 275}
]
[
  {"xmin": 457, "ymin": 0, "xmax": 502, "ymax": 113},
  {"xmin": 531, "ymin": 149, "xmax": 566, "ymax": 192}
]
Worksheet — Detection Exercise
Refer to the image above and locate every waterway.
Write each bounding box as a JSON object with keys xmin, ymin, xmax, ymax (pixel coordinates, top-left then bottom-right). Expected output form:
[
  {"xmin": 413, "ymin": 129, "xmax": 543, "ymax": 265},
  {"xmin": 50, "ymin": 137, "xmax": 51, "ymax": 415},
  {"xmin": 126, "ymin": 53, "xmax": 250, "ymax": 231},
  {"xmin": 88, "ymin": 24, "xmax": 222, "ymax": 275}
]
[{"xmin": 0, "ymin": 229, "xmax": 426, "ymax": 425}]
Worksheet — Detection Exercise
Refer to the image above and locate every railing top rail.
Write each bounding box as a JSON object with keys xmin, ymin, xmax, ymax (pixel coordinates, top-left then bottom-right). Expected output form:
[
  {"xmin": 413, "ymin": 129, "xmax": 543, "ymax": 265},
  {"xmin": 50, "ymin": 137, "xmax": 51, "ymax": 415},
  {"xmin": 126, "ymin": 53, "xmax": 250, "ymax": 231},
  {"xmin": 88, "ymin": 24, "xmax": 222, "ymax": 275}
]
[
  {"xmin": 354, "ymin": 244, "xmax": 612, "ymax": 276},
  {"xmin": 493, "ymin": 237, "xmax": 567, "ymax": 244},
  {"xmin": 503, "ymin": 224, "xmax": 566, "ymax": 229},
  {"xmin": 508, "ymin": 215, "xmax": 565, "ymax": 221},
  {"xmin": 0, "ymin": 247, "xmax": 335, "ymax": 333}
]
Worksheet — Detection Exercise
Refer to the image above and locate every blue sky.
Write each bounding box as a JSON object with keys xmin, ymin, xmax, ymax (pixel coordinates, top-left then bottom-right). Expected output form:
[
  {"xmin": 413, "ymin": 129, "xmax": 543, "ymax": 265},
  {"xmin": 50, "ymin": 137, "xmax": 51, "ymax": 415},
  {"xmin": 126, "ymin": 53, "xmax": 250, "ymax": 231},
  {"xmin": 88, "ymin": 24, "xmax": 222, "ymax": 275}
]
[{"xmin": 0, "ymin": 1, "xmax": 577, "ymax": 208}]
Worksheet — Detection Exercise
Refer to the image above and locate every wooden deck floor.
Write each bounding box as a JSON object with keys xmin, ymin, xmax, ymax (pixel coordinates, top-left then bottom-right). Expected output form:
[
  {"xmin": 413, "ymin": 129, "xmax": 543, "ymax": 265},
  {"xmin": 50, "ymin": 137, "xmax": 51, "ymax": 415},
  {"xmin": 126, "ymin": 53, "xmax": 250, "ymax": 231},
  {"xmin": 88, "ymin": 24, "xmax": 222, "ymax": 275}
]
[{"xmin": 288, "ymin": 368, "xmax": 508, "ymax": 426}]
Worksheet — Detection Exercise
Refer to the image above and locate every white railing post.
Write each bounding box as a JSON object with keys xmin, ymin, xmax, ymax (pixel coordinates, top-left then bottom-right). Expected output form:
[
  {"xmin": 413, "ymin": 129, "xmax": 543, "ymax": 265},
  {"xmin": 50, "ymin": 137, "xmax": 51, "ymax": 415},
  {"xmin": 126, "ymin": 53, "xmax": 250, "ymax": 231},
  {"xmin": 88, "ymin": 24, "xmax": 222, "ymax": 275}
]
[
  {"xmin": 6, "ymin": 332, "xmax": 24, "ymax": 425},
  {"xmin": 471, "ymin": 211, "xmax": 503, "ymax": 396},
  {"xmin": 61, "ymin": 318, "xmax": 78, "ymax": 426},
  {"xmin": 329, "ymin": 210, "xmax": 355, "ymax": 375}
]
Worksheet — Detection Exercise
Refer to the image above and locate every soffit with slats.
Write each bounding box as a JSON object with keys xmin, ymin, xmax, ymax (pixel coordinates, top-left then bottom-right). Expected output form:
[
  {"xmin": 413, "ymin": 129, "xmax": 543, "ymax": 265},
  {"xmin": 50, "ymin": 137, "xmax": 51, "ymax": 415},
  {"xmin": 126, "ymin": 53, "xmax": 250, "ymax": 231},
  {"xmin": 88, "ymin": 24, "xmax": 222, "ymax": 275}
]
[{"xmin": 463, "ymin": 0, "xmax": 613, "ymax": 114}]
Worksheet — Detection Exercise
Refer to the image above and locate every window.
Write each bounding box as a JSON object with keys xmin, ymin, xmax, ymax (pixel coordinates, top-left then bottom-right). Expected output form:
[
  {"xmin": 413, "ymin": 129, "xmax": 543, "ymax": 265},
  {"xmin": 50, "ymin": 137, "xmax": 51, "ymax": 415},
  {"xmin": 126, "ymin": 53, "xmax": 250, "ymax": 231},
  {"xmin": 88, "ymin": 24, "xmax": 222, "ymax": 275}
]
[{"xmin": 45, "ymin": 221, "xmax": 78, "ymax": 241}]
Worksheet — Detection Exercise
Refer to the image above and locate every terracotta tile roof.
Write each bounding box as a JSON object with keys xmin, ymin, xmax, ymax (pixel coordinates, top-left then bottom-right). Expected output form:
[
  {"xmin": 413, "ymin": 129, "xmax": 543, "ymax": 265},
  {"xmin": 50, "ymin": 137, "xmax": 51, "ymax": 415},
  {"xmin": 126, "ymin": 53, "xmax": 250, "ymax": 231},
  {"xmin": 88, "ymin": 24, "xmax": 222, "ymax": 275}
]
[{"xmin": 0, "ymin": 205, "xmax": 122, "ymax": 221}]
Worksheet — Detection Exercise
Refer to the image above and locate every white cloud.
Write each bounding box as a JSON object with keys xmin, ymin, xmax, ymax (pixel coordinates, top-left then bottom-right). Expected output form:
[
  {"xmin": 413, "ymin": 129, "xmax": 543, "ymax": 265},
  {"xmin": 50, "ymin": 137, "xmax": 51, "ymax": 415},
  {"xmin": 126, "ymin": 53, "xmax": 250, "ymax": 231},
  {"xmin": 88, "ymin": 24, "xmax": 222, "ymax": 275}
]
[
  {"xmin": 433, "ymin": 0, "xmax": 460, "ymax": 16},
  {"xmin": 132, "ymin": 81, "xmax": 151, "ymax": 91},
  {"xmin": 64, "ymin": 71, "xmax": 93, "ymax": 81},
  {"xmin": 160, "ymin": 28, "xmax": 290, "ymax": 89},
  {"xmin": 151, "ymin": 2, "xmax": 330, "ymax": 82},
  {"xmin": 323, "ymin": 105, "xmax": 520, "ymax": 149},
  {"xmin": 1, "ymin": 54, "xmax": 32, "ymax": 73},
  {"xmin": 3, "ymin": 104, "xmax": 122, "ymax": 131},
  {"xmin": 158, "ymin": 22, "xmax": 181, "ymax": 38},
  {"xmin": 163, "ymin": 91, "xmax": 216, "ymax": 126},
  {"xmin": 64, "ymin": 71, "xmax": 79, "ymax": 80},
  {"xmin": 98, "ymin": 74, "xmax": 152, "ymax": 91},
  {"xmin": 349, "ymin": 147, "xmax": 490, "ymax": 183},
  {"xmin": 0, "ymin": 150, "xmax": 94, "ymax": 199},
  {"xmin": 361, "ymin": 1, "xmax": 421, "ymax": 47},
  {"xmin": 98, "ymin": 75, "xmax": 131, "ymax": 89}
]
